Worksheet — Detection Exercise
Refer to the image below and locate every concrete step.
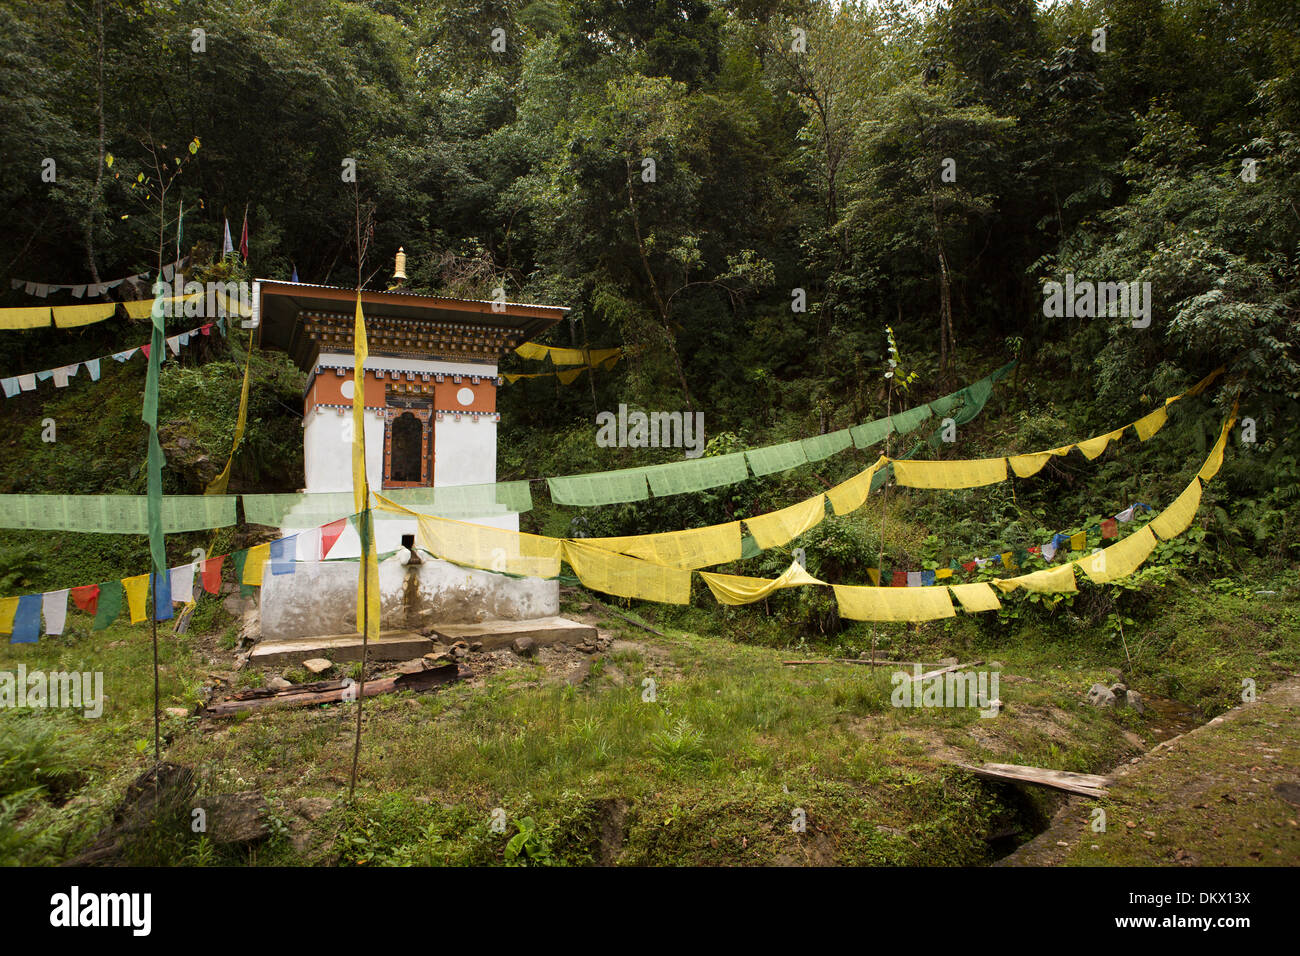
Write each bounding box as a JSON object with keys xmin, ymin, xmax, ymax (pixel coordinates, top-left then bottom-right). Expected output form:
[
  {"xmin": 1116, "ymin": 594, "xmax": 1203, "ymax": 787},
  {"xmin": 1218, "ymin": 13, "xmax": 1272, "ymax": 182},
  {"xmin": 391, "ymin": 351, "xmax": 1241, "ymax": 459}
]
[
  {"xmin": 432, "ymin": 616, "xmax": 596, "ymax": 650},
  {"xmin": 250, "ymin": 630, "xmax": 437, "ymax": 667}
]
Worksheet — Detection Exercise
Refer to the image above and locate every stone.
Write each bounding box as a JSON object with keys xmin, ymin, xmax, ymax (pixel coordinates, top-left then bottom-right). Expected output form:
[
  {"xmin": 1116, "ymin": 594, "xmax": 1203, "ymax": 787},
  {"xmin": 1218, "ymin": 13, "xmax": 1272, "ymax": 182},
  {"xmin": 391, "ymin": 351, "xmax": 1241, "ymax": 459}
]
[
  {"xmin": 205, "ymin": 791, "xmax": 270, "ymax": 844},
  {"xmin": 291, "ymin": 797, "xmax": 335, "ymax": 822},
  {"xmin": 222, "ymin": 593, "xmax": 243, "ymax": 616},
  {"xmin": 164, "ymin": 707, "xmax": 190, "ymax": 718},
  {"xmin": 1087, "ymin": 683, "xmax": 1117, "ymax": 708},
  {"xmin": 1110, "ymin": 682, "xmax": 1128, "ymax": 697},
  {"xmin": 423, "ymin": 651, "xmax": 449, "ymax": 663},
  {"xmin": 940, "ymin": 656, "xmax": 958, "ymax": 666},
  {"xmin": 1125, "ymin": 690, "xmax": 1145, "ymax": 714},
  {"xmin": 512, "ymin": 636, "xmax": 537, "ymax": 657},
  {"xmin": 396, "ymin": 659, "xmax": 426, "ymax": 675},
  {"xmin": 565, "ymin": 660, "xmax": 593, "ymax": 687},
  {"xmin": 302, "ymin": 658, "xmax": 333, "ymax": 675},
  {"xmin": 1105, "ymin": 667, "xmax": 1124, "ymax": 679},
  {"xmin": 470, "ymin": 641, "xmax": 483, "ymax": 652},
  {"xmin": 267, "ymin": 676, "xmax": 293, "ymax": 691}
]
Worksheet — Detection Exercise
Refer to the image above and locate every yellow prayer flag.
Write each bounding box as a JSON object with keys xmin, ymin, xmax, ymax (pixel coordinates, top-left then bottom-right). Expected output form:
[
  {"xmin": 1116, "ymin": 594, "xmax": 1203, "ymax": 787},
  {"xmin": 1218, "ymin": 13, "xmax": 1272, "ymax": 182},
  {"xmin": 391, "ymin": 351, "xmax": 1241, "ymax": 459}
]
[
  {"xmin": 1075, "ymin": 526, "xmax": 1158, "ymax": 584},
  {"xmin": 1132, "ymin": 406, "xmax": 1168, "ymax": 441},
  {"xmin": 1000, "ymin": 551, "xmax": 1015, "ymax": 570},
  {"xmin": 826, "ymin": 458, "xmax": 885, "ymax": 515},
  {"xmin": 52, "ymin": 302, "xmax": 116, "ymax": 328},
  {"xmin": 242, "ymin": 543, "xmax": 270, "ymax": 586},
  {"xmin": 205, "ymin": 344, "xmax": 252, "ymax": 495},
  {"xmin": 514, "ymin": 341, "xmax": 549, "ymax": 361},
  {"xmin": 1075, "ymin": 428, "xmax": 1126, "ymax": 460},
  {"xmin": 994, "ymin": 563, "xmax": 1077, "ymax": 594},
  {"xmin": 1149, "ymin": 477, "xmax": 1202, "ymax": 541},
  {"xmin": 1197, "ymin": 420, "xmax": 1231, "ymax": 482},
  {"xmin": 587, "ymin": 521, "xmax": 741, "ymax": 570},
  {"xmin": 1069, "ymin": 531, "xmax": 1086, "ymax": 551},
  {"xmin": 411, "ymin": 512, "xmax": 562, "ymax": 578},
  {"xmin": 352, "ymin": 294, "xmax": 369, "ymax": 516},
  {"xmin": 561, "ymin": 539, "xmax": 691, "ymax": 604},
  {"xmin": 0, "ymin": 596, "xmax": 18, "ymax": 632},
  {"xmin": 1007, "ymin": 451, "xmax": 1053, "ymax": 478},
  {"xmin": 699, "ymin": 561, "xmax": 825, "ymax": 606},
  {"xmin": 0, "ymin": 306, "xmax": 51, "ymax": 330},
  {"xmin": 833, "ymin": 584, "xmax": 956, "ymax": 622},
  {"xmin": 556, "ymin": 367, "xmax": 586, "ymax": 385},
  {"xmin": 891, "ymin": 457, "xmax": 1008, "ymax": 489},
  {"xmin": 745, "ymin": 494, "xmax": 826, "ymax": 549},
  {"xmin": 948, "ymin": 582, "xmax": 1001, "ymax": 613},
  {"xmin": 935, "ymin": 568, "xmax": 953, "ymax": 579},
  {"xmin": 356, "ymin": 516, "xmax": 380, "ymax": 640},
  {"xmin": 123, "ymin": 573, "xmax": 149, "ymax": 623}
]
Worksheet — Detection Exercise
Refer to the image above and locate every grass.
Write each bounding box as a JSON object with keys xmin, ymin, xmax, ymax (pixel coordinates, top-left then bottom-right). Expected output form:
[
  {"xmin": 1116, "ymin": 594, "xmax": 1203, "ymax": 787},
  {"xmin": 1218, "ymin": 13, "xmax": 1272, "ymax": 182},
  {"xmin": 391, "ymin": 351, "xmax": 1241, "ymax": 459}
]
[{"xmin": 0, "ymin": 547, "xmax": 1295, "ymax": 866}]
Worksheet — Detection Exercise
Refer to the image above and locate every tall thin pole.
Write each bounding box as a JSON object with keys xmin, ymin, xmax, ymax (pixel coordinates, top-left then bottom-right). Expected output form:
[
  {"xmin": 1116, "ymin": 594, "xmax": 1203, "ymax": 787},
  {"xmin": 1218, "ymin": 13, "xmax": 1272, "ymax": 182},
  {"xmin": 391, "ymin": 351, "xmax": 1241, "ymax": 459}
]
[{"xmin": 151, "ymin": 578, "xmax": 160, "ymax": 763}]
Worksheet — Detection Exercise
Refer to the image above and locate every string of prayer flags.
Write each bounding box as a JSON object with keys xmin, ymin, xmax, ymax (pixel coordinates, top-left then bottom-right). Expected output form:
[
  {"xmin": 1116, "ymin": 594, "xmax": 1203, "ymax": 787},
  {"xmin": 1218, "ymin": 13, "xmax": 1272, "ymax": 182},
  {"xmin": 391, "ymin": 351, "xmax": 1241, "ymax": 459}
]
[
  {"xmin": 1, "ymin": 321, "xmax": 214, "ymax": 401},
  {"xmin": 0, "ymin": 493, "xmax": 237, "ymax": 533},
  {"xmin": 6, "ymin": 260, "xmax": 184, "ymax": 300}
]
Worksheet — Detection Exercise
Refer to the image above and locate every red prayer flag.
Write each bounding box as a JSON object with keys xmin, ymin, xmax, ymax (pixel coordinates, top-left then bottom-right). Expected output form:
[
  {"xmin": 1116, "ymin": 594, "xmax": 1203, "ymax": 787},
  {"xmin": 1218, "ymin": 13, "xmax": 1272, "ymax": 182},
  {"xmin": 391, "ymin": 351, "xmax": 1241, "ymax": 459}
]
[
  {"xmin": 1101, "ymin": 518, "xmax": 1118, "ymax": 539},
  {"xmin": 962, "ymin": 561, "xmax": 977, "ymax": 572},
  {"xmin": 1028, "ymin": 545, "xmax": 1041, "ymax": 554},
  {"xmin": 71, "ymin": 584, "xmax": 100, "ymax": 613},
  {"xmin": 200, "ymin": 323, "xmax": 212, "ymax": 335},
  {"xmin": 239, "ymin": 213, "xmax": 249, "ymax": 261},
  {"xmin": 891, "ymin": 570, "xmax": 908, "ymax": 587},
  {"xmin": 202, "ymin": 555, "xmax": 225, "ymax": 594},
  {"xmin": 141, "ymin": 343, "xmax": 150, "ymax": 359},
  {"xmin": 321, "ymin": 518, "xmax": 347, "ymax": 557}
]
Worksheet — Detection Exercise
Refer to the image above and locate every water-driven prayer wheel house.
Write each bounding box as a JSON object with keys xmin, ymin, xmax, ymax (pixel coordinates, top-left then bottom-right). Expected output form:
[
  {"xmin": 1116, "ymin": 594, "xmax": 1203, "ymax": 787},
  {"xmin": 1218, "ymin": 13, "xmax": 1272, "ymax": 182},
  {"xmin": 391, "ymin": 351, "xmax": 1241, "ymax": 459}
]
[{"xmin": 246, "ymin": 256, "xmax": 593, "ymax": 660}]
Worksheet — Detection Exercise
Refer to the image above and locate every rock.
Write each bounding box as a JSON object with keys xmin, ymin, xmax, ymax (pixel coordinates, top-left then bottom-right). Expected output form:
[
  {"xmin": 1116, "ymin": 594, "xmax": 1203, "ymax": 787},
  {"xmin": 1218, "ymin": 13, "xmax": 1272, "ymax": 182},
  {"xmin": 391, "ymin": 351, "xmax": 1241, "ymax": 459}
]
[
  {"xmin": 1087, "ymin": 682, "xmax": 1117, "ymax": 708},
  {"xmin": 1105, "ymin": 667, "xmax": 1124, "ymax": 679},
  {"xmin": 1110, "ymin": 682, "xmax": 1128, "ymax": 697},
  {"xmin": 164, "ymin": 707, "xmax": 190, "ymax": 718},
  {"xmin": 222, "ymin": 593, "xmax": 243, "ymax": 616},
  {"xmin": 565, "ymin": 660, "xmax": 593, "ymax": 687},
  {"xmin": 1125, "ymin": 690, "xmax": 1146, "ymax": 715},
  {"xmin": 267, "ymin": 676, "xmax": 293, "ymax": 691},
  {"xmin": 291, "ymin": 797, "xmax": 335, "ymax": 822},
  {"xmin": 396, "ymin": 659, "xmax": 426, "ymax": 675},
  {"xmin": 940, "ymin": 656, "xmax": 958, "ymax": 666},
  {"xmin": 205, "ymin": 791, "xmax": 270, "ymax": 844},
  {"xmin": 449, "ymin": 643, "xmax": 469, "ymax": 659},
  {"xmin": 988, "ymin": 660, "xmax": 1003, "ymax": 669},
  {"xmin": 423, "ymin": 651, "xmax": 449, "ymax": 664},
  {"xmin": 302, "ymin": 658, "xmax": 333, "ymax": 675},
  {"xmin": 470, "ymin": 641, "xmax": 483, "ymax": 652},
  {"xmin": 512, "ymin": 636, "xmax": 537, "ymax": 657}
]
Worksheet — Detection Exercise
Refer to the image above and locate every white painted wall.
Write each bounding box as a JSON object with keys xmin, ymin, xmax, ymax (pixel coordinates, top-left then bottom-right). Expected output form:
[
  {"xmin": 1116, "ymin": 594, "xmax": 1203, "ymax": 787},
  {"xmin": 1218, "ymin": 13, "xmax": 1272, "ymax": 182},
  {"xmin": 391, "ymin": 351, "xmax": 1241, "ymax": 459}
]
[{"xmin": 303, "ymin": 406, "xmax": 385, "ymax": 494}]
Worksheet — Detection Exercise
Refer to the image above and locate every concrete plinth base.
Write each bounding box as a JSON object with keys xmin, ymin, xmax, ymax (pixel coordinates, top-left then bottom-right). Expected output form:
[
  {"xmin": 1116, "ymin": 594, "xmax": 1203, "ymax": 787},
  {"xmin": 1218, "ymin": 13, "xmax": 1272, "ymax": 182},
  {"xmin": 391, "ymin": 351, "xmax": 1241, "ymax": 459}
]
[
  {"xmin": 258, "ymin": 554, "xmax": 559, "ymax": 642},
  {"xmin": 432, "ymin": 617, "xmax": 597, "ymax": 650},
  {"xmin": 251, "ymin": 631, "xmax": 437, "ymax": 666}
]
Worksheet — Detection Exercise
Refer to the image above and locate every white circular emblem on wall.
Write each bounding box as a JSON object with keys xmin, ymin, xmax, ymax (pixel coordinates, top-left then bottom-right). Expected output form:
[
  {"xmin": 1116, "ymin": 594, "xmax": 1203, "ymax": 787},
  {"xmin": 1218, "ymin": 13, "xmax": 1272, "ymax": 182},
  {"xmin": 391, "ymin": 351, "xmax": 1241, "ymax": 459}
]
[
  {"xmin": 340, "ymin": 379, "xmax": 355, "ymax": 400},
  {"xmin": 456, "ymin": 387, "xmax": 475, "ymax": 407}
]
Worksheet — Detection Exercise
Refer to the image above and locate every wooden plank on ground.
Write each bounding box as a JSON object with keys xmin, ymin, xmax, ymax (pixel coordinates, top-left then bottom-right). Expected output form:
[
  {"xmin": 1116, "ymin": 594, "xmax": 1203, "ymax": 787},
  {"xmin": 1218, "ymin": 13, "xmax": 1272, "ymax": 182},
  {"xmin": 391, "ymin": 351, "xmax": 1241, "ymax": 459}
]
[
  {"xmin": 955, "ymin": 761, "xmax": 1112, "ymax": 797},
  {"xmin": 204, "ymin": 663, "xmax": 462, "ymax": 716},
  {"xmin": 915, "ymin": 660, "xmax": 983, "ymax": 681}
]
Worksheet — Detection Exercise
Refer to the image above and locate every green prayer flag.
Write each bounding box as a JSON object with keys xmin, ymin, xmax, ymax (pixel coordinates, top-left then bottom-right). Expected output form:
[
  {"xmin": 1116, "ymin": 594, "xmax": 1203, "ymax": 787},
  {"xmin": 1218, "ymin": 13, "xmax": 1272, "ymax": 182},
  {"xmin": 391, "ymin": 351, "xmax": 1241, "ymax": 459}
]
[
  {"xmin": 800, "ymin": 429, "xmax": 853, "ymax": 462},
  {"xmin": 547, "ymin": 469, "xmax": 650, "ymax": 506},
  {"xmin": 890, "ymin": 403, "xmax": 933, "ymax": 435},
  {"xmin": 0, "ymin": 494, "xmax": 236, "ymax": 533},
  {"xmin": 850, "ymin": 417, "xmax": 894, "ymax": 450},
  {"xmin": 144, "ymin": 276, "xmax": 166, "ymax": 574},
  {"xmin": 740, "ymin": 534, "xmax": 761, "ymax": 559},
  {"xmin": 744, "ymin": 441, "xmax": 808, "ymax": 477},
  {"xmin": 644, "ymin": 453, "xmax": 749, "ymax": 496},
  {"xmin": 92, "ymin": 581, "xmax": 123, "ymax": 630},
  {"xmin": 232, "ymin": 549, "xmax": 254, "ymax": 597}
]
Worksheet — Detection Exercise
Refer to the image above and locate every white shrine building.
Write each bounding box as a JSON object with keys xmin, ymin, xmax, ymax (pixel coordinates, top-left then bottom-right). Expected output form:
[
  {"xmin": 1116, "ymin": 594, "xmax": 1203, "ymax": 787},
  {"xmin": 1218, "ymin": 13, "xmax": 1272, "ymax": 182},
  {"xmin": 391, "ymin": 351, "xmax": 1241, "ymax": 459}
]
[{"xmin": 248, "ymin": 261, "xmax": 572, "ymax": 647}]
